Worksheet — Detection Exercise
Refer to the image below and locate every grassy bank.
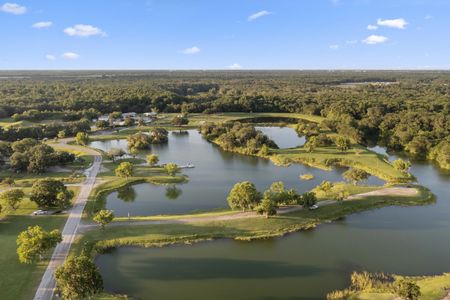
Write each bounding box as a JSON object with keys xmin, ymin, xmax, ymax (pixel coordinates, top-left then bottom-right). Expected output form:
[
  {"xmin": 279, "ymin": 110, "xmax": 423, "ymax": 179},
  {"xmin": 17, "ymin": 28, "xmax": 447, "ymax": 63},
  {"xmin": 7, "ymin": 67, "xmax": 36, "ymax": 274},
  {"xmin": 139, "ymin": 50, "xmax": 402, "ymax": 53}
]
[
  {"xmin": 272, "ymin": 145, "xmax": 411, "ymax": 182},
  {"xmin": 74, "ymin": 186, "xmax": 433, "ymax": 256},
  {"xmin": 329, "ymin": 272, "xmax": 450, "ymax": 300}
]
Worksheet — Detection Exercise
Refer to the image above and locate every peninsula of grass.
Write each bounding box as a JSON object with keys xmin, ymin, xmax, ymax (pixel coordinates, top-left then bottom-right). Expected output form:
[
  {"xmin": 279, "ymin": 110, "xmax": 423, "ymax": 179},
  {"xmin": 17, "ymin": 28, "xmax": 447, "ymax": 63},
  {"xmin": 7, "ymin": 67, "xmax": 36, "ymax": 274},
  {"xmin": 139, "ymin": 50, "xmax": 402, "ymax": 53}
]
[
  {"xmin": 328, "ymin": 271, "xmax": 450, "ymax": 300},
  {"xmin": 74, "ymin": 186, "xmax": 433, "ymax": 256}
]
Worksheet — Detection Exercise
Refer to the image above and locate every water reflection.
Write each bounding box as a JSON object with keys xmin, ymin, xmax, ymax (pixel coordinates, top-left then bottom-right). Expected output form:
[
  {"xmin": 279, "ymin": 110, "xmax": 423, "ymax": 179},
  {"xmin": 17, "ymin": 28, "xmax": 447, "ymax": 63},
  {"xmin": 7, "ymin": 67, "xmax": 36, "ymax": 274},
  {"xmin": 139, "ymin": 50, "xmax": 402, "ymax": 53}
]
[{"xmin": 165, "ymin": 185, "xmax": 182, "ymax": 200}]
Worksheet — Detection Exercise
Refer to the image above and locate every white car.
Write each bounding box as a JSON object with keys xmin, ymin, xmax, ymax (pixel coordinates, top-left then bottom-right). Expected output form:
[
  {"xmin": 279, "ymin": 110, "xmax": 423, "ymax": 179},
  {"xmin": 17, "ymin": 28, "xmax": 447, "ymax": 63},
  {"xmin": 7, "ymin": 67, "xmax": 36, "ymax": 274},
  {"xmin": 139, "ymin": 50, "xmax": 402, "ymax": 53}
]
[
  {"xmin": 33, "ymin": 210, "xmax": 48, "ymax": 216},
  {"xmin": 309, "ymin": 204, "xmax": 319, "ymax": 210}
]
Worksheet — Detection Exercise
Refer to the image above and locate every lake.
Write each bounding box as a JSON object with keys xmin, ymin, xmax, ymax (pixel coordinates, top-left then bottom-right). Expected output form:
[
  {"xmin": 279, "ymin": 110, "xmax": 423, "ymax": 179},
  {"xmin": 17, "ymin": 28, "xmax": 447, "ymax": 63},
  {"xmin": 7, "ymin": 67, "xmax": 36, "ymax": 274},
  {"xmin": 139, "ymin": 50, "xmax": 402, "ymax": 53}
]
[
  {"xmin": 90, "ymin": 128, "xmax": 382, "ymax": 216},
  {"xmin": 94, "ymin": 130, "xmax": 450, "ymax": 299}
]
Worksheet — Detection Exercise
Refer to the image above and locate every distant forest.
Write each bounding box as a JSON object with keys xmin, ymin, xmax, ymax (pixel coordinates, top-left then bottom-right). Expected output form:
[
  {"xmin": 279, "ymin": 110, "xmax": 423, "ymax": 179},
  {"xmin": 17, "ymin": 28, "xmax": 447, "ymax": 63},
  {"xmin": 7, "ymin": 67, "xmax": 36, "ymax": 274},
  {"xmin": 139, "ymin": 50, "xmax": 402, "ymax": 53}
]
[{"xmin": 0, "ymin": 70, "xmax": 449, "ymax": 164}]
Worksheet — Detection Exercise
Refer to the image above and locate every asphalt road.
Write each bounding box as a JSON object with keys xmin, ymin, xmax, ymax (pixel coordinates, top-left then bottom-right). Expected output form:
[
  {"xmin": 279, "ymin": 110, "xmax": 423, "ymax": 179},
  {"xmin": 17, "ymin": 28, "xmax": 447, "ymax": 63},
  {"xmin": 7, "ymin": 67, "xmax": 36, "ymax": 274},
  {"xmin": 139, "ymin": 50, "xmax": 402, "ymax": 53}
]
[{"xmin": 33, "ymin": 154, "xmax": 102, "ymax": 300}]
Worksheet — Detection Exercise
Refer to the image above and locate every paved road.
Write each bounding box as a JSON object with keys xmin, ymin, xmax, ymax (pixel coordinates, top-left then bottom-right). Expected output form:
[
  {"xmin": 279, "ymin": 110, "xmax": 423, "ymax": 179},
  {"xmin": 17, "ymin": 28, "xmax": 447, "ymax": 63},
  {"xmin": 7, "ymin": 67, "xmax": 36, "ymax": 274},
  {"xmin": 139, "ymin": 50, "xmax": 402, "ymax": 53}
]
[{"xmin": 33, "ymin": 154, "xmax": 102, "ymax": 300}]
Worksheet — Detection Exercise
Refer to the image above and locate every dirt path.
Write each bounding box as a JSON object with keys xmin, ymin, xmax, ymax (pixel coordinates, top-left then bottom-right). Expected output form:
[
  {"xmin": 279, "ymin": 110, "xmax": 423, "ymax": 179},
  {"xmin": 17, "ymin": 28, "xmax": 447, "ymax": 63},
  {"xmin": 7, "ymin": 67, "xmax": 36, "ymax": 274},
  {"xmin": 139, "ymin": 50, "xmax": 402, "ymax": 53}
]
[{"xmin": 80, "ymin": 186, "xmax": 416, "ymax": 230}]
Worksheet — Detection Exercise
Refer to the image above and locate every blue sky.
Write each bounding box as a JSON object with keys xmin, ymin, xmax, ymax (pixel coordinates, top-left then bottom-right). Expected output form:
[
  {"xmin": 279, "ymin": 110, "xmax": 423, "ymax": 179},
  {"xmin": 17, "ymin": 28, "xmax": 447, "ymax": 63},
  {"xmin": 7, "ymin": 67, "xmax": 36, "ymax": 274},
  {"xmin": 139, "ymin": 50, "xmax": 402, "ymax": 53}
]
[{"xmin": 1, "ymin": 0, "xmax": 449, "ymax": 69}]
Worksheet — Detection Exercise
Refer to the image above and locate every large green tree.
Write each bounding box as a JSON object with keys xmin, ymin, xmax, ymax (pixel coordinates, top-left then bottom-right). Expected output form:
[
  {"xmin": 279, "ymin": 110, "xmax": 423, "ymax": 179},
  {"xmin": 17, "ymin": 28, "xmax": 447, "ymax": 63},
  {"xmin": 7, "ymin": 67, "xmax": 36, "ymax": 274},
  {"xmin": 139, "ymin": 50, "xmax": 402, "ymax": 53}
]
[
  {"xmin": 16, "ymin": 226, "xmax": 62, "ymax": 264},
  {"xmin": 75, "ymin": 132, "xmax": 90, "ymax": 146},
  {"xmin": 164, "ymin": 163, "xmax": 179, "ymax": 176},
  {"xmin": 0, "ymin": 188, "xmax": 24, "ymax": 211},
  {"xmin": 115, "ymin": 162, "xmax": 134, "ymax": 179},
  {"xmin": 93, "ymin": 210, "xmax": 114, "ymax": 229},
  {"xmin": 343, "ymin": 168, "xmax": 370, "ymax": 185},
  {"xmin": 55, "ymin": 255, "xmax": 103, "ymax": 299},
  {"xmin": 227, "ymin": 181, "xmax": 261, "ymax": 211},
  {"xmin": 30, "ymin": 179, "xmax": 73, "ymax": 208}
]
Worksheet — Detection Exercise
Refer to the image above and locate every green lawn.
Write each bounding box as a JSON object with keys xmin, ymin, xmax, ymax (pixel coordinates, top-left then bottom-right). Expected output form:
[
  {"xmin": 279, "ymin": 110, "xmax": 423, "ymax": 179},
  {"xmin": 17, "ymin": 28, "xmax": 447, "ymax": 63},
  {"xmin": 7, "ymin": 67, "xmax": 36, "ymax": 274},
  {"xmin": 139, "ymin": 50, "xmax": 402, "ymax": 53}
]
[
  {"xmin": 273, "ymin": 144, "xmax": 410, "ymax": 182},
  {"xmin": 0, "ymin": 215, "xmax": 67, "ymax": 300},
  {"xmin": 352, "ymin": 273, "xmax": 450, "ymax": 300}
]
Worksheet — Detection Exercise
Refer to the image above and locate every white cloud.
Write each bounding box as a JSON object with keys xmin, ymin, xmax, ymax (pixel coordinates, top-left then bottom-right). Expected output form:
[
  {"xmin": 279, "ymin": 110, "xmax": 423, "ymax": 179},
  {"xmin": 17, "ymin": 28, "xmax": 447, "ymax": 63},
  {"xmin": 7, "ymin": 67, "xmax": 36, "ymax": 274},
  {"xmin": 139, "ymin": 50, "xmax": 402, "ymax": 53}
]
[
  {"xmin": 228, "ymin": 63, "xmax": 242, "ymax": 70},
  {"xmin": 248, "ymin": 10, "xmax": 272, "ymax": 21},
  {"xmin": 62, "ymin": 52, "xmax": 80, "ymax": 60},
  {"xmin": 32, "ymin": 21, "xmax": 52, "ymax": 29},
  {"xmin": 377, "ymin": 18, "xmax": 408, "ymax": 29},
  {"xmin": 64, "ymin": 24, "xmax": 106, "ymax": 37},
  {"xmin": 329, "ymin": 44, "xmax": 339, "ymax": 50},
  {"xmin": 181, "ymin": 46, "xmax": 200, "ymax": 54},
  {"xmin": 0, "ymin": 2, "xmax": 26, "ymax": 14},
  {"xmin": 45, "ymin": 54, "xmax": 56, "ymax": 61},
  {"xmin": 362, "ymin": 35, "xmax": 388, "ymax": 45},
  {"xmin": 367, "ymin": 24, "xmax": 378, "ymax": 30}
]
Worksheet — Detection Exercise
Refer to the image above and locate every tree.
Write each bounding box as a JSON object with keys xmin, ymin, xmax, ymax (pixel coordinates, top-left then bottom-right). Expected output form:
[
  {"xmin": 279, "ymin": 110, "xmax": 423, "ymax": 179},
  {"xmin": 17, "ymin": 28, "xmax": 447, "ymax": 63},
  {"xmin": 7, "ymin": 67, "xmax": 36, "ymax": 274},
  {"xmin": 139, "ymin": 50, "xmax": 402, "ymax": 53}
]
[
  {"xmin": 95, "ymin": 120, "xmax": 109, "ymax": 129},
  {"xmin": 123, "ymin": 117, "xmax": 135, "ymax": 127},
  {"xmin": 304, "ymin": 136, "xmax": 317, "ymax": 153},
  {"xmin": 107, "ymin": 148, "xmax": 125, "ymax": 162},
  {"xmin": 395, "ymin": 279, "xmax": 421, "ymax": 300},
  {"xmin": 27, "ymin": 144, "xmax": 55, "ymax": 173},
  {"xmin": 172, "ymin": 115, "xmax": 189, "ymax": 126},
  {"xmin": 30, "ymin": 179, "xmax": 72, "ymax": 208},
  {"xmin": 301, "ymin": 192, "xmax": 317, "ymax": 209},
  {"xmin": 258, "ymin": 144, "xmax": 270, "ymax": 156},
  {"xmin": 75, "ymin": 132, "xmax": 89, "ymax": 146},
  {"xmin": 117, "ymin": 186, "xmax": 136, "ymax": 202},
  {"xmin": 164, "ymin": 163, "xmax": 179, "ymax": 176},
  {"xmin": 335, "ymin": 136, "xmax": 351, "ymax": 152},
  {"xmin": 256, "ymin": 195, "xmax": 278, "ymax": 218},
  {"xmin": 0, "ymin": 188, "xmax": 24, "ymax": 211},
  {"xmin": 393, "ymin": 159, "xmax": 411, "ymax": 173},
  {"xmin": 146, "ymin": 154, "xmax": 159, "ymax": 166},
  {"xmin": 318, "ymin": 181, "xmax": 333, "ymax": 193},
  {"xmin": 93, "ymin": 210, "xmax": 114, "ymax": 229},
  {"xmin": 334, "ymin": 190, "xmax": 350, "ymax": 203},
  {"xmin": 57, "ymin": 130, "xmax": 67, "ymax": 139},
  {"xmin": 227, "ymin": 181, "xmax": 261, "ymax": 211},
  {"xmin": 129, "ymin": 147, "xmax": 139, "ymax": 158},
  {"xmin": 115, "ymin": 162, "xmax": 134, "ymax": 179},
  {"xmin": 55, "ymin": 254, "xmax": 103, "ymax": 299},
  {"xmin": 16, "ymin": 225, "xmax": 62, "ymax": 264},
  {"xmin": 127, "ymin": 133, "xmax": 151, "ymax": 150},
  {"xmin": 343, "ymin": 168, "xmax": 370, "ymax": 185},
  {"xmin": 9, "ymin": 151, "xmax": 29, "ymax": 171}
]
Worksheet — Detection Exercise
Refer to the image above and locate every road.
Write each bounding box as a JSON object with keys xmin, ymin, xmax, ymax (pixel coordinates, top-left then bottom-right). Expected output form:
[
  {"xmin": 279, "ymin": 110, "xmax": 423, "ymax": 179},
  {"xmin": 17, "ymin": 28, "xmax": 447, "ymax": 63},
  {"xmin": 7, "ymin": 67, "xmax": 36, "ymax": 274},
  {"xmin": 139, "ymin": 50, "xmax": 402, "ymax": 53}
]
[{"xmin": 33, "ymin": 153, "xmax": 102, "ymax": 300}]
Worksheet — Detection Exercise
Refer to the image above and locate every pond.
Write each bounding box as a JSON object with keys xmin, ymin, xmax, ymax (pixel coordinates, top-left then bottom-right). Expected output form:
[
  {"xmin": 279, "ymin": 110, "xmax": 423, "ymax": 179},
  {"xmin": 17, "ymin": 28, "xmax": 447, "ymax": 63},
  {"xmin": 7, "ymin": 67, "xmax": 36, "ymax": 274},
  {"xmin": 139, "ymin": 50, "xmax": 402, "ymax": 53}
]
[
  {"xmin": 90, "ymin": 128, "xmax": 382, "ymax": 216},
  {"xmin": 95, "ymin": 140, "xmax": 450, "ymax": 299}
]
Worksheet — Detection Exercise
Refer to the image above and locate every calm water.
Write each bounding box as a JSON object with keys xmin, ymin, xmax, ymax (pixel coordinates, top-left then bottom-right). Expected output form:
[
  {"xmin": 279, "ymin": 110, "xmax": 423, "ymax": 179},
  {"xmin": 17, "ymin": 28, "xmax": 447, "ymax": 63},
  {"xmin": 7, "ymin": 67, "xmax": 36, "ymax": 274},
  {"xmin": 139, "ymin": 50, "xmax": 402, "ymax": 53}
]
[
  {"xmin": 95, "ymin": 132, "xmax": 450, "ymax": 300},
  {"xmin": 91, "ymin": 129, "xmax": 382, "ymax": 216}
]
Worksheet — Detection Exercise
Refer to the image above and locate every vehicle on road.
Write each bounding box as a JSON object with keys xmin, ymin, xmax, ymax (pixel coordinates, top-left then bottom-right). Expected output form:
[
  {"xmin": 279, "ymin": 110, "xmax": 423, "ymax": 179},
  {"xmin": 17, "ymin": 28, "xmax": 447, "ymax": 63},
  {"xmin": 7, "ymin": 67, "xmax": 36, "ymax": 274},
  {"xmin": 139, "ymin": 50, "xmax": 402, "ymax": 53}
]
[
  {"xmin": 309, "ymin": 204, "xmax": 319, "ymax": 210},
  {"xmin": 32, "ymin": 210, "xmax": 48, "ymax": 216}
]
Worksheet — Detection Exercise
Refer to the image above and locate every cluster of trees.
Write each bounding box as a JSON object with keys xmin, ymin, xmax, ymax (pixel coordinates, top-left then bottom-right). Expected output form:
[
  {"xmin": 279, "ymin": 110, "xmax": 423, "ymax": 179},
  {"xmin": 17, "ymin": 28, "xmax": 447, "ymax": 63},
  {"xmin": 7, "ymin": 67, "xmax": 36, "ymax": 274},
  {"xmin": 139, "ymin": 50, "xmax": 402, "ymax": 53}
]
[
  {"xmin": 0, "ymin": 71, "xmax": 447, "ymax": 167},
  {"xmin": 0, "ymin": 138, "xmax": 75, "ymax": 173},
  {"xmin": 0, "ymin": 119, "xmax": 90, "ymax": 141},
  {"xmin": 327, "ymin": 271, "xmax": 421, "ymax": 300},
  {"xmin": 127, "ymin": 128, "xmax": 169, "ymax": 153},
  {"xmin": 227, "ymin": 181, "xmax": 317, "ymax": 217},
  {"xmin": 200, "ymin": 122, "xmax": 278, "ymax": 154}
]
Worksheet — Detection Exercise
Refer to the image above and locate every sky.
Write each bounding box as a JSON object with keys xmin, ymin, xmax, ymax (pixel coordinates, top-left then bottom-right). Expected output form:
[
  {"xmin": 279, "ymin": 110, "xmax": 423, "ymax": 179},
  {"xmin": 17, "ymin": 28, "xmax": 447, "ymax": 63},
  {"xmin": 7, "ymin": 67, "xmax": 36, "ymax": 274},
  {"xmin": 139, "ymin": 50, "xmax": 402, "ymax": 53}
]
[{"xmin": 0, "ymin": 0, "xmax": 449, "ymax": 70}]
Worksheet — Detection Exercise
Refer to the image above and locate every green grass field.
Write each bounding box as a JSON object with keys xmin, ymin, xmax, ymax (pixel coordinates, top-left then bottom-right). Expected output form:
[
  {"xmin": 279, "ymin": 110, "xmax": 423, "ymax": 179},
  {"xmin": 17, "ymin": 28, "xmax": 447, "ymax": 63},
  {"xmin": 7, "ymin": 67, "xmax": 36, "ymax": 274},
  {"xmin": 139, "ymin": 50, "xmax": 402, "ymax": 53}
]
[{"xmin": 0, "ymin": 214, "xmax": 67, "ymax": 300}]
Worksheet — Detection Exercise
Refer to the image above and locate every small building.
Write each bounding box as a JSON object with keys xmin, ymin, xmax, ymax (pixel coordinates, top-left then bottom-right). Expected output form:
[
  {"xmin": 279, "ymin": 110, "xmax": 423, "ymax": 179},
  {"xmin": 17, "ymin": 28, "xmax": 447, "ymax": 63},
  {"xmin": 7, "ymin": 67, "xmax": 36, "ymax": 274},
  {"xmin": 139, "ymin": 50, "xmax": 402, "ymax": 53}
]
[{"xmin": 143, "ymin": 112, "xmax": 157, "ymax": 117}]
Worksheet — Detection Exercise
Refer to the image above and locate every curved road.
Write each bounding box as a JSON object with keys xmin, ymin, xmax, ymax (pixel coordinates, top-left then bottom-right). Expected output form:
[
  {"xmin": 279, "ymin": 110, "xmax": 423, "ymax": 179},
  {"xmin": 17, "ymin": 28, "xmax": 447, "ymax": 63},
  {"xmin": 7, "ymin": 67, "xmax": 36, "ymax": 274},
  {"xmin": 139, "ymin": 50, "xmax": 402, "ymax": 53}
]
[{"xmin": 33, "ymin": 149, "xmax": 102, "ymax": 300}]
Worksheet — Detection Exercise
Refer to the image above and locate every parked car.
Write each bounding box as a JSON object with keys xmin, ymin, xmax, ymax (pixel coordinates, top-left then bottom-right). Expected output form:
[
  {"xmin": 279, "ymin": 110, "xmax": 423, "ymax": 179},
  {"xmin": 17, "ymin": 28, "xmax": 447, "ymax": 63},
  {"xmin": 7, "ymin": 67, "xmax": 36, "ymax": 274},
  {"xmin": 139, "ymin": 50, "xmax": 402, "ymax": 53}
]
[
  {"xmin": 309, "ymin": 204, "xmax": 319, "ymax": 210},
  {"xmin": 33, "ymin": 210, "xmax": 48, "ymax": 216}
]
